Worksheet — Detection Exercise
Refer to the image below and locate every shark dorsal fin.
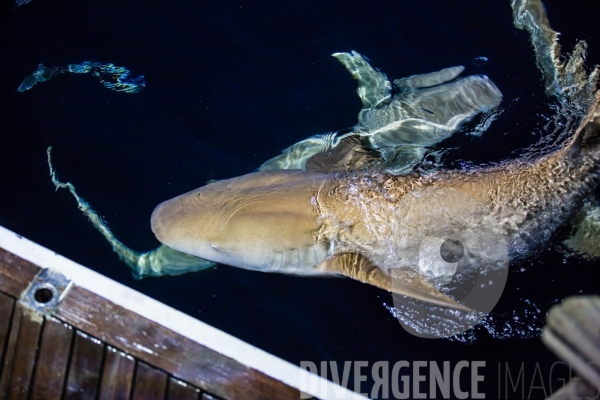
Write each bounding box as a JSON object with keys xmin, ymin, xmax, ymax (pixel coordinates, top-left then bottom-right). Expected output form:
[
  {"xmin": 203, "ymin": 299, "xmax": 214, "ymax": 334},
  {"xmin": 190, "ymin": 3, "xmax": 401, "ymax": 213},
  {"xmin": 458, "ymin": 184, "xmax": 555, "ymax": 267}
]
[
  {"xmin": 332, "ymin": 51, "xmax": 392, "ymax": 109},
  {"xmin": 318, "ymin": 253, "xmax": 471, "ymax": 312}
]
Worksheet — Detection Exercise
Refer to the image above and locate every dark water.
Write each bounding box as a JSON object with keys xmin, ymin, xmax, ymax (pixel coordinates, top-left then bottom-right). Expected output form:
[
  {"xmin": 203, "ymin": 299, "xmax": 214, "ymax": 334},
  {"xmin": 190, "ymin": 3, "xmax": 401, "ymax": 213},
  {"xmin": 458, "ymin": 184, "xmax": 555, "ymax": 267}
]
[{"xmin": 1, "ymin": 0, "xmax": 599, "ymax": 398}]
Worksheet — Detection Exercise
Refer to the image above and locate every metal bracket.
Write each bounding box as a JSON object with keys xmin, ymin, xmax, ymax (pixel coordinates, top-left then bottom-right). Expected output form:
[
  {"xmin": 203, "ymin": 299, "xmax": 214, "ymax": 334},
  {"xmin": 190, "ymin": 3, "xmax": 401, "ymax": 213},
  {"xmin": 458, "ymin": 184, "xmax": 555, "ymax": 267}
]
[{"xmin": 20, "ymin": 268, "xmax": 73, "ymax": 316}]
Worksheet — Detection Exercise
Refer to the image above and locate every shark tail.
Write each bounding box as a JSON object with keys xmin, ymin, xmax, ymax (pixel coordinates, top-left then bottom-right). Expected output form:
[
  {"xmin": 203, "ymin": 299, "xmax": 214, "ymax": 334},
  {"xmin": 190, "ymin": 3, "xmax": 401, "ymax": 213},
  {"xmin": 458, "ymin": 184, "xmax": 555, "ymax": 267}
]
[{"xmin": 511, "ymin": 0, "xmax": 599, "ymax": 103}]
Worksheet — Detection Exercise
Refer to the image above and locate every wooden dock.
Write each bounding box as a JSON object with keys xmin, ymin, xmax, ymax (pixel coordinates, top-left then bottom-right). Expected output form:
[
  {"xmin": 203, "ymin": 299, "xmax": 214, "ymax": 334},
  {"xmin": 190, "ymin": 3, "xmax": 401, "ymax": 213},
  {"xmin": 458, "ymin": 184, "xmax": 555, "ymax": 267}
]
[{"xmin": 0, "ymin": 226, "xmax": 366, "ymax": 400}]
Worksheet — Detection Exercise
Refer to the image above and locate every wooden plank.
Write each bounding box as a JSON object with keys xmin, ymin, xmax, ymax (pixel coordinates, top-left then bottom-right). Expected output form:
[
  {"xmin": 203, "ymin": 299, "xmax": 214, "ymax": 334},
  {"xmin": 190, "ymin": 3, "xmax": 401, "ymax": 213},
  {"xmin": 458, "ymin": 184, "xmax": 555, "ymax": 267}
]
[
  {"xmin": 0, "ymin": 303, "xmax": 44, "ymax": 400},
  {"xmin": 98, "ymin": 346, "xmax": 135, "ymax": 400},
  {"xmin": 0, "ymin": 247, "xmax": 40, "ymax": 298},
  {"xmin": 201, "ymin": 394, "xmax": 218, "ymax": 400},
  {"xmin": 0, "ymin": 292, "xmax": 15, "ymax": 382},
  {"xmin": 131, "ymin": 361, "xmax": 167, "ymax": 400},
  {"xmin": 30, "ymin": 316, "xmax": 74, "ymax": 400},
  {"xmin": 167, "ymin": 377, "xmax": 199, "ymax": 400},
  {"xmin": 55, "ymin": 285, "xmax": 300, "ymax": 400},
  {"xmin": 64, "ymin": 330, "xmax": 105, "ymax": 400}
]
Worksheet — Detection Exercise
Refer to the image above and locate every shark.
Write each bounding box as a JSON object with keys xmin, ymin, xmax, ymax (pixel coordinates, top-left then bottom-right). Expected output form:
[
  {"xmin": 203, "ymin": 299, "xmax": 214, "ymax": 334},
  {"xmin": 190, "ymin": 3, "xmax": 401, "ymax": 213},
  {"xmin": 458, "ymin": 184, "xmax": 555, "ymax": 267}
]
[
  {"xmin": 48, "ymin": 0, "xmax": 600, "ymax": 315},
  {"xmin": 46, "ymin": 54, "xmax": 504, "ymax": 280},
  {"xmin": 151, "ymin": 97, "xmax": 600, "ymax": 311}
]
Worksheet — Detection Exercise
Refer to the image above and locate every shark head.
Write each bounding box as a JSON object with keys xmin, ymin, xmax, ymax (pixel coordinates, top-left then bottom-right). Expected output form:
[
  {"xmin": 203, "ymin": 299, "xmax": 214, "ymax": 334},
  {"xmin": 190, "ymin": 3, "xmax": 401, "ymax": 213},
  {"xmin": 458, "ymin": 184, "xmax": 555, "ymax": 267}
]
[{"xmin": 151, "ymin": 170, "xmax": 330, "ymax": 273}]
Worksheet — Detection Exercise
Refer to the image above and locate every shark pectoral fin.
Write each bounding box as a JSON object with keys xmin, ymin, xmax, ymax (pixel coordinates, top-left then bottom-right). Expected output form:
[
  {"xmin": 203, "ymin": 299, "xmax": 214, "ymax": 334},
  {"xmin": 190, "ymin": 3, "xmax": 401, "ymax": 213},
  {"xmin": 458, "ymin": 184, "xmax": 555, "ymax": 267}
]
[
  {"xmin": 389, "ymin": 269, "xmax": 472, "ymax": 312},
  {"xmin": 318, "ymin": 252, "xmax": 393, "ymax": 291},
  {"xmin": 332, "ymin": 51, "xmax": 392, "ymax": 109},
  {"xmin": 318, "ymin": 253, "xmax": 471, "ymax": 312}
]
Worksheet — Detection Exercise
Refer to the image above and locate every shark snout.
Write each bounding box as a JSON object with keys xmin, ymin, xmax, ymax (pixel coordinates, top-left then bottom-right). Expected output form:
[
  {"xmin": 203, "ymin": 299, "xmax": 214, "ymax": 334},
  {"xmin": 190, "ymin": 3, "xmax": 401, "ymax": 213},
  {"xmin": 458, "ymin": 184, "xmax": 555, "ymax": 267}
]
[
  {"xmin": 151, "ymin": 194, "xmax": 199, "ymax": 247},
  {"xmin": 151, "ymin": 199, "xmax": 175, "ymax": 245},
  {"xmin": 151, "ymin": 188, "xmax": 221, "ymax": 258}
]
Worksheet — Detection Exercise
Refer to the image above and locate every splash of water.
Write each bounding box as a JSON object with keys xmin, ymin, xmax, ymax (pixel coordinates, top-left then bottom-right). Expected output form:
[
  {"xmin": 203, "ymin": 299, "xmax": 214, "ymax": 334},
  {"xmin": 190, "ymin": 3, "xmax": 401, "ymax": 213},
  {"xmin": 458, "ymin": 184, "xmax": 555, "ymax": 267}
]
[{"xmin": 383, "ymin": 297, "xmax": 546, "ymax": 343}]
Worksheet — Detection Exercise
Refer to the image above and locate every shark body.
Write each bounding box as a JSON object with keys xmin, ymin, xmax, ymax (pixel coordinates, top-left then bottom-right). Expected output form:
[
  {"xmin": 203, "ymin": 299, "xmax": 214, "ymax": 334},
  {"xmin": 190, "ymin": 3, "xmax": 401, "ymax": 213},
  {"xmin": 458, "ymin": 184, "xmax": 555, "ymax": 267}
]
[{"xmin": 151, "ymin": 101, "xmax": 600, "ymax": 309}]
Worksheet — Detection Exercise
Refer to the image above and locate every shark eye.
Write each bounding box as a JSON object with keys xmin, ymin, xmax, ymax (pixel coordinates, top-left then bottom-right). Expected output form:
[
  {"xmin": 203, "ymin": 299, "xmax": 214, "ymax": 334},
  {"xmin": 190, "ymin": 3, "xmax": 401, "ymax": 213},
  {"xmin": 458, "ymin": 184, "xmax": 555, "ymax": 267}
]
[{"xmin": 210, "ymin": 244, "xmax": 218, "ymax": 250}]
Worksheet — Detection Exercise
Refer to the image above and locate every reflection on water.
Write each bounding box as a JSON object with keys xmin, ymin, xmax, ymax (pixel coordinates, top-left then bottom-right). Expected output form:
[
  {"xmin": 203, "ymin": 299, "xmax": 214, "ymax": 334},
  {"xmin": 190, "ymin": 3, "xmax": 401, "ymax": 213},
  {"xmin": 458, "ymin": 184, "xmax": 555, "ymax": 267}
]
[
  {"xmin": 18, "ymin": 61, "xmax": 145, "ymax": 93},
  {"xmin": 261, "ymin": 51, "xmax": 503, "ymax": 175}
]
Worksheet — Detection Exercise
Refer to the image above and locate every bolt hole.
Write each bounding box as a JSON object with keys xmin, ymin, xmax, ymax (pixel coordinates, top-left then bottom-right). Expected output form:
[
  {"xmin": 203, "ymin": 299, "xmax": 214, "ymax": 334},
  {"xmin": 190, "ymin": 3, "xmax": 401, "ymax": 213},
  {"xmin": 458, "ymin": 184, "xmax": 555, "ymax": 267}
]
[{"xmin": 34, "ymin": 287, "xmax": 54, "ymax": 304}]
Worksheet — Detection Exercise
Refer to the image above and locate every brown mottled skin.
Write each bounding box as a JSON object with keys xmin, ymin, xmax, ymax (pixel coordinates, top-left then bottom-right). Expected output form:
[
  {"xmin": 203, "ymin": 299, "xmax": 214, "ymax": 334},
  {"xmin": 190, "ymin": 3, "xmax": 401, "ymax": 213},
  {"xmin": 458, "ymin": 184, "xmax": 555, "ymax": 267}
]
[{"xmin": 314, "ymin": 100, "xmax": 600, "ymax": 262}]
